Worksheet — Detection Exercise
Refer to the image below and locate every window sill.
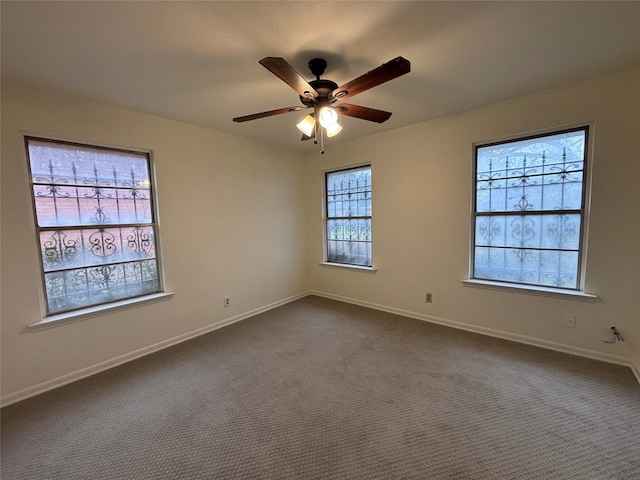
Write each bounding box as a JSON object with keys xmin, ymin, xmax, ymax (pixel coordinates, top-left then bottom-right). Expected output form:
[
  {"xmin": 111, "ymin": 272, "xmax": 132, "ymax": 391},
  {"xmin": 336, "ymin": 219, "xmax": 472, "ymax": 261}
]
[
  {"xmin": 461, "ymin": 279, "xmax": 597, "ymax": 302},
  {"xmin": 319, "ymin": 262, "xmax": 378, "ymax": 273},
  {"xmin": 28, "ymin": 292, "xmax": 175, "ymax": 332}
]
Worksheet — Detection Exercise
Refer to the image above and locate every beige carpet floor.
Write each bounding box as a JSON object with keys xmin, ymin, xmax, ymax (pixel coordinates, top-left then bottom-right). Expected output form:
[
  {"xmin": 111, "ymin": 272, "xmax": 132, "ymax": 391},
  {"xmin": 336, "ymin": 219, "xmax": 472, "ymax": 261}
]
[{"xmin": 2, "ymin": 295, "xmax": 639, "ymax": 479}]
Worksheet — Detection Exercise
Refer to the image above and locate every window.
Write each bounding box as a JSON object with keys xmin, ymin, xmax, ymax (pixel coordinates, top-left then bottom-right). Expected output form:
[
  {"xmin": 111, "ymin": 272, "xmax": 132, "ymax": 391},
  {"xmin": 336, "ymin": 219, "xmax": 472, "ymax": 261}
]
[
  {"xmin": 325, "ymin": 165, "xmax": 372, "ymax": 267},
  {"xmin": 472, "ymin": 126, "xmax": 589, "ymax": 290},
  {"xmin": 25, "ymin": 137, "xmax": 162, "ymax": 315}
]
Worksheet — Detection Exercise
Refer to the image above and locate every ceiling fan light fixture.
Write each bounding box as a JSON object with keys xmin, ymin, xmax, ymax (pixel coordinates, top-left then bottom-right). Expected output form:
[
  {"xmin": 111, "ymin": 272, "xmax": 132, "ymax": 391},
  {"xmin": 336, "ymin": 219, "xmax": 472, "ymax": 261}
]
[
  {"xmin": 325, "ymin": 121, "xmax": 342, "ymax": 138},
  {"xmin": 296, "ymin": 114, "xmax": 315, "ymax": 137},
  {"xmin": 318, "ymin": 107, "xmax": 338, "ymax": 128}
]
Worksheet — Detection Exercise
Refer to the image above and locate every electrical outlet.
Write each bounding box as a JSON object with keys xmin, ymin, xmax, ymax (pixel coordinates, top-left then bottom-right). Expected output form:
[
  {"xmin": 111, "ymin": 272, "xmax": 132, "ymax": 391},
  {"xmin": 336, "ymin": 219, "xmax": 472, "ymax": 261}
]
[
  {"xmin": 425, "ymin": 293, "xmax": 433, "ymax": 303},
  {"xmin": 223, "ymin": 297, "xmax": 231, "ymax": 308},
  {"xmin": 563, "ymin": 314, "xmax": 576, "ymax": 328}
]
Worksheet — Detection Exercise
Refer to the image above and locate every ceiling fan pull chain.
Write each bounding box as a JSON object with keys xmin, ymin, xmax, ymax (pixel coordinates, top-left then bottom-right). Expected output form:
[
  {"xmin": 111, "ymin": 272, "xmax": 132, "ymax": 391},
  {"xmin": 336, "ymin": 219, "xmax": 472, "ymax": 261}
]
[
  {"xmin": 320, "ymin": 122, "xmax": 325, "ymax": 155},
  {"xmin": 314, "ymin": 119, "xmax": 319, "ymax": 146}
]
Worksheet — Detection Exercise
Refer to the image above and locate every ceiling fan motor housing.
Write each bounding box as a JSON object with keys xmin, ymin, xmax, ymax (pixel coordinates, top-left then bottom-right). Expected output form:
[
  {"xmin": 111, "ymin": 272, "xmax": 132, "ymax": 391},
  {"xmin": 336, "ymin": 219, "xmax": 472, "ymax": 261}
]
[{"xmin": 300, "ymin": 79, "xmax": 338, "ymax": 107}]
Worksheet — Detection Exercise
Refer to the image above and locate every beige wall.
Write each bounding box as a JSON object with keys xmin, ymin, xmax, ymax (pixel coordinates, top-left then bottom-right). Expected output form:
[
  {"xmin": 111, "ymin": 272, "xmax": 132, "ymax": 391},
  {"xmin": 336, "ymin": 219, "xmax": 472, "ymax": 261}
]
[
  {"xmin": 306, "ymin": 66, "xmax": 640, "ymax": 368},
  {"xmin": 1, "ymin": 80, "xmax": 309, "ymax": 401},
  {"xmin": 636, "ymin": 267, "xmax": 640, "ymax": 376},
  {"xmin": 2, "ymin": 66, "xmax": 639, "ymax": 403}
]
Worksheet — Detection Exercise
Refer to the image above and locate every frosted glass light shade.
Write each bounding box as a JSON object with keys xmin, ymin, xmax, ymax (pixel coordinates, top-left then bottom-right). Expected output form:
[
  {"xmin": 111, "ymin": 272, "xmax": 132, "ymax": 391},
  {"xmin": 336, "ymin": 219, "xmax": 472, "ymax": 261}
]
[
  {"xmin": 318, "ymin": 107, "xmax": 338, "ymax": 128},
  {"xmin": 296, "ymin": 115, "xmax": 315, "ymax": 137},
  {"xmin": 325, "ymin": 122, "xmax": 342, "ymax": 137}
]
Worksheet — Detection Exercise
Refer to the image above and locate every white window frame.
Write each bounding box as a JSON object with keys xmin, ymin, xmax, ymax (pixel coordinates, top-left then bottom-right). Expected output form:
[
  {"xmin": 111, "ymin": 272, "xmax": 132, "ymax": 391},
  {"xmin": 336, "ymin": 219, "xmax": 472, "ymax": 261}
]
[
  {"xmin": 24, "ymin": 135, "xmax": 171, "ymax": 328},
  {"xmin": 465, "ymin": 124, "xmax": 597, "ymax": 300},
  {"xmin": 321, "ymin": 163, "xmax": 375, "ymax": 270}
]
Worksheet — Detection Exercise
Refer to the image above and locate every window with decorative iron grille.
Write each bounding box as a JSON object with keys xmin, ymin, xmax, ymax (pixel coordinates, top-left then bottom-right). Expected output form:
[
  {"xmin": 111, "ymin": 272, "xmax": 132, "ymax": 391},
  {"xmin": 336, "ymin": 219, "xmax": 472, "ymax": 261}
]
[
  {"xmin": 325, "ymin": 165, "xmax": 372, "ymax": 267},
  {"xmin": 472, "ymin": 126, "xmax": 589, "ymax": 290},
  {"xmin": 25, "ymin": 137, "xmax": 162, "ymax": 315}
]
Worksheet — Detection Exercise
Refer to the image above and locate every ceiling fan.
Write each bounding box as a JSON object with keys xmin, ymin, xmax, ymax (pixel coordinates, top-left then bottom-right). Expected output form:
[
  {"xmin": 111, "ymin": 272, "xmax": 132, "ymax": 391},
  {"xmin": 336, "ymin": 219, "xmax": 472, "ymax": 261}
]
[{"xmin": 233, "ymin": 56, "xmax": 411, "ymax": 151}]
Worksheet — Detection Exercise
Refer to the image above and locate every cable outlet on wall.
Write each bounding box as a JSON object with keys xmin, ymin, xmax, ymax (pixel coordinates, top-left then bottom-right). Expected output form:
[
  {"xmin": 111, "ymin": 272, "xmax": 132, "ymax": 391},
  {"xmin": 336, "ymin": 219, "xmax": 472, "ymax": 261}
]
[
  {"xmin": 223, "ymin": 297, "xmax": 231, "ymax": 308},
  {"xmin": 563, "ymin": 313, "xmax": 576, "ymax": 328},
  {"xmin": 425, "ymin": 293, "xmax": 433, "ymax": 303}
]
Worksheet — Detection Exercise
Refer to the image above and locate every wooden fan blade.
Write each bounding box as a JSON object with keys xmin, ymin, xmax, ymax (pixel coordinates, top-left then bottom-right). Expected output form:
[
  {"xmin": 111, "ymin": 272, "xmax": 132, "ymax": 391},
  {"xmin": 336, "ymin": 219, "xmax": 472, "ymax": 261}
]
[
  {"xmin": 332, "ymin": 57, "xmax": 410, "ymax": 101},
  {"xmin": 336, "ymin": 103, "xmax": 392, "ymax": 123},
  {"xmin": 233, "ymin": 106, "xmax": 304, "ymax": 123},
  {"xmin": 259, "ymin": 57, "xmax": 319, "ymax": 99}
]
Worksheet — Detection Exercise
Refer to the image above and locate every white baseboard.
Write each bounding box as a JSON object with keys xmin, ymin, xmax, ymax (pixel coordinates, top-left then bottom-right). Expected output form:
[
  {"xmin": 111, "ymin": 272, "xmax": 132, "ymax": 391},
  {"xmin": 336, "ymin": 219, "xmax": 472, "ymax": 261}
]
[
  {"xmin": 310, "ymin": 291, "xmax": 638, "ymax": 376},
  {"xmin": 1, "ymin": 292, "xmax": 310, "ymax": 407}
]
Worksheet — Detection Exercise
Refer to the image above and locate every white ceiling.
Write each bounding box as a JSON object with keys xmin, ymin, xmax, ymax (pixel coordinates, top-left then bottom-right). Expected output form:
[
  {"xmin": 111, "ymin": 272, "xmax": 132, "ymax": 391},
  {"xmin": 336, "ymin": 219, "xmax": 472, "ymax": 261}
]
[{"xmin": 2, "ymin": 1, "xmax": 639, "ymax": 151}]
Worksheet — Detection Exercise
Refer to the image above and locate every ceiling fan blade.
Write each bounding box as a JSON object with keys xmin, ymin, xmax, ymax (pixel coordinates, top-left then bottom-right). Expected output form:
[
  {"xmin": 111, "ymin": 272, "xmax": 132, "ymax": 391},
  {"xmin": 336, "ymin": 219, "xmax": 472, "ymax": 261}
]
[
  {"xmin": 336, "ymin": 103, "xmax": 392, "ymax": 123},
  {"xmin": 259, "ymin": 57, "xmax": 319, "ymax": 99},
  {"xmin": 332, "ymin": 56, "xmax": 410, "ymax": 101},
  {"xmin": 232, "ymin": 106, "xmax": 304, "ymax": 123}
]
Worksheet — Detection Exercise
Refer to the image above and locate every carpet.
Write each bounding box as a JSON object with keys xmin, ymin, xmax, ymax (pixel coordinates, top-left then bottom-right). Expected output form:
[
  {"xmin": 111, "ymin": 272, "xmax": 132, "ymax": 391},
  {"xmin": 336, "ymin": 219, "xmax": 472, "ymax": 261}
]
[{"xmin": 2, "ymin": 295, "xmax": 639, "ymax": 479}]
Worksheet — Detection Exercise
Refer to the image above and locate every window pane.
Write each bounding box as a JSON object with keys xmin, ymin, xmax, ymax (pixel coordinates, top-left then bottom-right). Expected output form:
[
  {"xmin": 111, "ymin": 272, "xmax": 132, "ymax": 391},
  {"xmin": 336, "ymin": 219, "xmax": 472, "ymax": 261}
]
[
  {"xmin": 33, "ymin": 183, "xmax": 152, "ymax": 227},
  {"xmin": 477, "ymin": 165, "xmax": 584, "ymax": 214},
  {"xmin": 476, "ymin": 177, "xmax": 508, "ymax": 212},
  {"xmin": 40, "ymin": 226, "xmax": 156, "ymax": 272},
  {"xmin": 27, "ymin": 137, "xmax": 161, "ymax": 315},
  {"xmin": 44, "ymin": 260, "xmax": 159, "ymax": 314},
  {"xmin": 476, "ymin": 130, "xmax": 586, "ymax": 215},
  {"xmin": 474, "ymin": 246, "xmax": 579, "ymax": 289},
  {"xmin": 326, "ymin": 166, "xmax": 371, "ymax": 217},
  {"xmin": 473, "ymin": 128, "xmax": 587, "ymax": 290},
  {"xmin": 541, "ymin": 173, "xmax": 583, "ymax": 211},
  {"xmin": 326, "ymin": 166, "xmax": 372, "ymax": 267},
  {"xmin": 327, "ymin": 218, "xmax": 371, "ymax": 242},
  {"xmin": 29, "ymin": 140, "xmax": 150, "ymax": 188},
  {"xmin": 327, "ymin": 239, "xmax": 371, "ymax": 266},
  {"xmin": 540, "ymin": 214, "xmax": 581, "ymax": 250},
  {"xmin": 326, "ymin": 219, "xmax": 372, "ymax": 266},
  {"xmin": 475, "ymin": 214, "xmax": 580, "ymax": 250}
]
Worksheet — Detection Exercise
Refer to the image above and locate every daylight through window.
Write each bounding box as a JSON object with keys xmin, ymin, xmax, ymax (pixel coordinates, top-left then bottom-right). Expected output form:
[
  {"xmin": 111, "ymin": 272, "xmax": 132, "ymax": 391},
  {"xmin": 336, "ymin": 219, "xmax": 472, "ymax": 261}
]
[
  {"xmin": 325, "ymin": 165, "xmax": 372, "ymax": 267},
  {"xmin": 472, "ymin": 127, "xmax": 589, "ymax": 290},
  {"xmin": 26, "ymin": 137, "xmax": 161, "ymax": 315}
]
